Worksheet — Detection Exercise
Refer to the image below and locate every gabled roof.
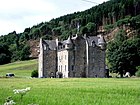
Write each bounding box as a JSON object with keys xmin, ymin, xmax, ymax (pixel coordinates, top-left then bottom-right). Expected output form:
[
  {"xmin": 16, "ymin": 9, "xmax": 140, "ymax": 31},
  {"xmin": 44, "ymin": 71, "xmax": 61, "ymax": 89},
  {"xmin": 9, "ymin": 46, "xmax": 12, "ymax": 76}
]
[
  {"xmin": 44, "ymin": 40, "xmax": 57, "ymax": 50},
  {"xmin": 86, "ymin": 36, "xmax": 98, "ymax": 46},
  {"xmin": 58, "ymin": 36, "xmax": 73, "ymax": 46},
  {"xmin": 98, "ymin": 36, "xmax": 106, "ymax": 45}
]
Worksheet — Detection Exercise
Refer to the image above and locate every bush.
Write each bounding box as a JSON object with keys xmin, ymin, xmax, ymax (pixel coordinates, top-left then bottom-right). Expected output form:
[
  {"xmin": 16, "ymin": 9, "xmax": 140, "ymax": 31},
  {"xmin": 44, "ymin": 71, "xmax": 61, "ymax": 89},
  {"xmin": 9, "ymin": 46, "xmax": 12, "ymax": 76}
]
[
  {"xmin": 136, "ymin": 70, "xmax": 140, "ymax": 77},
  {"xmin": 31, "ymin": 70, "xmax": 38, "ymax": 77},
  {"xmin": 136, "ymin": 66, "xmax": 140, "ymax": 77}
]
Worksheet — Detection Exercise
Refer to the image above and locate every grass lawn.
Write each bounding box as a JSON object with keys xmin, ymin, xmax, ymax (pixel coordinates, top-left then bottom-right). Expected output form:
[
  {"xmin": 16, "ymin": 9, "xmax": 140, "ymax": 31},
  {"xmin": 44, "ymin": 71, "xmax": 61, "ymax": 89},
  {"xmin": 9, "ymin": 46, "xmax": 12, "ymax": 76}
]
[
  {"xmin": 0, "ymin": 60, "xmax": 140, "ymax": 105},
  {"xmin": 0, "ymin": 78, "xmax": 140, "ymax": 105},
  {"xmin": 0, "ymin": 59, "xmax": 38, "ymax": 77}
]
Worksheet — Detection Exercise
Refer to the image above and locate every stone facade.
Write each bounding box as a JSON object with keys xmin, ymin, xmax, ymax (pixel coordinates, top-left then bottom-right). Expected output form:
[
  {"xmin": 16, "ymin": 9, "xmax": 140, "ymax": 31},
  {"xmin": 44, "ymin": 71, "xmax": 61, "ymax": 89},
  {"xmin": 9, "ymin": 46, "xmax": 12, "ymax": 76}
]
[{"xmin": 38, "ymin": 34, "xmax": 107, "ymax": 78}]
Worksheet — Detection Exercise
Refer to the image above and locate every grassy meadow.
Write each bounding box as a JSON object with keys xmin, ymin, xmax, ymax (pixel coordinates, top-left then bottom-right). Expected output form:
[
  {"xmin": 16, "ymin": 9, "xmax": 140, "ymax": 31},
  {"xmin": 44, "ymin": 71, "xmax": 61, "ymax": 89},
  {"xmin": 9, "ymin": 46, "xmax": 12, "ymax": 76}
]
[
  {"xmin": 0, "ymin": 60, "xmax": 140, "ymax": 105},
  {"xmin": 0, "ymin": 78, "xmax": 140, "ymax": 105},
  {"xmin": 0, "ymin": 59, "xmax": 38, "ymax": 77}
]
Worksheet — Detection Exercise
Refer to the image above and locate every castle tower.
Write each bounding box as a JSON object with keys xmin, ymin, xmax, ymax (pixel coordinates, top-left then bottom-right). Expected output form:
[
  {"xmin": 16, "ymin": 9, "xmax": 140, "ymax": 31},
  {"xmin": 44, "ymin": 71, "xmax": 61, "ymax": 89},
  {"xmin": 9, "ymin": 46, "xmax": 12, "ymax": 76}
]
[
  {"xmin": 57, "ymin": 36, "xmax": 73, "ymax": 78},
  {"xmin": 97, "ymin": 35, "xmax": 107, "ymax": 77},
  {"xmin": 98, "ymin": 35, "xmax": 106, "ymax": 50},
  {"xmin": 38, "ymin": 38, "xmax": 44, "ymax": 78},
  {"xmin": 65, "ymin": 36, "xmax": 73, "ymax": 49}
]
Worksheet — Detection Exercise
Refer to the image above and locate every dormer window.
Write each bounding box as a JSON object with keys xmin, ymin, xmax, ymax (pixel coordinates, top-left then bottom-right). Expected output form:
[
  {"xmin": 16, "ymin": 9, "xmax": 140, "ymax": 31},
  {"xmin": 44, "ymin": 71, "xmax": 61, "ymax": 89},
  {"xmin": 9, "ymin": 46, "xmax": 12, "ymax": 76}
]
[
  {"xmin": 73, "ymin": 35, "xmax": 76, "ymax": 37},
  {"xmin": 43, "ymin": 44, "xmax": 49, "ymax": 50},
  {"xmin": 67, "ymin": 44, "xmax": 70, "ymax": 47},
  {"xmin": 92, "ymin": 41, "xmax": 95, "ymax": 48}
]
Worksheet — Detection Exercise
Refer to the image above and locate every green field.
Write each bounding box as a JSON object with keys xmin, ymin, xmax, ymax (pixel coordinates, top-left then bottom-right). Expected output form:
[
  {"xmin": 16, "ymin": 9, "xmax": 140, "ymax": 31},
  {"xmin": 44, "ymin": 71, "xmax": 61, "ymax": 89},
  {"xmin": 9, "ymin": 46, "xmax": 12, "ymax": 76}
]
[
  {"xmin": 0, "ymin": 78, "xmax": 140, "ymax": 105},
  {"xmin": 0, "ymin": 59, "xmax": 38, "ymax": 77},
  {"xmin": 0, "ymin": 60, "xmax": 140, "ymax": 105}
]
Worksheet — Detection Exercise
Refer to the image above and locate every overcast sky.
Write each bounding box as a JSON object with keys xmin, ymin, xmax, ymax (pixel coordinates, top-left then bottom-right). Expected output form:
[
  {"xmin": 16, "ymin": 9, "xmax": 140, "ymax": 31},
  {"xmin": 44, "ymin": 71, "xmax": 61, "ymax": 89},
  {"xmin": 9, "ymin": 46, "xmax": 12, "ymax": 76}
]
[{"xmin": 0, "ymin": 0, "xmax": 108, "ymax": 35}]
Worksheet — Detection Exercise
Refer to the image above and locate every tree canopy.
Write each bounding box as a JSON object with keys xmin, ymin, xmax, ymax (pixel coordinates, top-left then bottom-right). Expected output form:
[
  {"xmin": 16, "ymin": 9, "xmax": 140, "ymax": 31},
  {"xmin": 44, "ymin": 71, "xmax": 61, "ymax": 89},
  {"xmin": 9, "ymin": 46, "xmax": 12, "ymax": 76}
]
[{"xmin": 107, "ymin": 30, "xmax": 140, "ymax": 77}]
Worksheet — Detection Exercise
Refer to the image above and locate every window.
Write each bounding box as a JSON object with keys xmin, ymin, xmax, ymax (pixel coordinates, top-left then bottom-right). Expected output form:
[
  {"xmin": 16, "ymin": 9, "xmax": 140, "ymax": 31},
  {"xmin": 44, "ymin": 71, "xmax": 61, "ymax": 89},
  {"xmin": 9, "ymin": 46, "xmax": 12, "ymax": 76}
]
[
  {"xmin": 93, "ymin": 51, "xmax": 95, "ymax": 56},
  {"xmin": 65, "ymin": 65, "xmax": 66, "ymax": 71},
  {"xmin": 72, "ymin": 65, "xmax": 74, "ymax": 71},
  {"xmin": 63, "ymin": 45, "xmax": 65, "ymax": 48},
  {"xmin": 74, "ymin": 46, "xmax": 77, "ymax": 50},
  {"xmin": 93, "ymin": 58, "xmax": 95, "ymax": 63},
  {"xmin": 61, "ymin": 65, "xmax": 62, "ymax": 71},
  {"xmin": 43, "ymin": 45, "xmax": 46, "ymax": 50},
  {"xmin": 72, "ymin": 57, "xmax": 74, "ymax": 62},
  {"xmin": 59, "ymin": 66, "xmax": 60, "ymax": 71},
  {"xmin": 92, "ymin": 41, "xmax": 95, "ymax": 47},
  {"xmin": 59, "ymin": 56, "xmax": 62, "ymax": 62},
  {"xmin": 61, "ymin": 55, "xmax": 63, "ymax": 60},
  {"xmin": 67, "ymin": 44, "xmax": 70, "ymax": 48},
  {"xmin": 65, "ymin": 55, "xmax": 67, "ymax": 60}
]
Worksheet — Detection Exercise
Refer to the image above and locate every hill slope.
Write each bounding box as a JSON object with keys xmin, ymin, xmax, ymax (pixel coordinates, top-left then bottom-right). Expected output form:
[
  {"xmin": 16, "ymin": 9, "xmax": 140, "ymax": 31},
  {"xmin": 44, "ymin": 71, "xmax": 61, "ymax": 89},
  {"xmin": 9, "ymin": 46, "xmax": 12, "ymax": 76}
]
[
  {"xmin": 0, "ymin": 0, "xmax": 140, "ymax": 65},
  {"xmin": 0, "ymin": 59, "xmax": 38, "ymax": 77}
]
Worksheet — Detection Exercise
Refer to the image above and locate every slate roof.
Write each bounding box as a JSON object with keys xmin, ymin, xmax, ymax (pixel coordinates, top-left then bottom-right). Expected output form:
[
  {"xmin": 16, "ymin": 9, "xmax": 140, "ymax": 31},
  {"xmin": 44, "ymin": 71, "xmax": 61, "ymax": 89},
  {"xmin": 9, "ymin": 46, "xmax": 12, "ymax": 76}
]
[
  {"xmin": 44, "ymin": 40, "xmax": 57, "ymax": 50},
  {"xmin": 98, "ymin": 36, "xmax": 106, "ymax": 45},
  {"xmin": 86, "ymin": 36, "xmax": 98, "ymax": 46}
]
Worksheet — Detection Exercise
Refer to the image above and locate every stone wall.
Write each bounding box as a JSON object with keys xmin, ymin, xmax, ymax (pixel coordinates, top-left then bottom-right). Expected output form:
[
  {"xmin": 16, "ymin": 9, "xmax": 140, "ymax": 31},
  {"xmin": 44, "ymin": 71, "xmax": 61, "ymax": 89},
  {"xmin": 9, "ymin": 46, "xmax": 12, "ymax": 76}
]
[
  {"xmin": 57, "ymin": 50, "xmax": 69, "ymax": 78},
  {"xmin": 68, "ymin": 49, "xmax": 75, "ymax": 77},
  {"xmin": 43, "ymin": 50, "xmax": 57, "ymax": 78},
  {"xmin": 86, "ymin": 44, "xmax": 106, "ymax": 78},
  {"xmin": 71, "ymin": 36, "xmax": 87, "ymax": 77}
]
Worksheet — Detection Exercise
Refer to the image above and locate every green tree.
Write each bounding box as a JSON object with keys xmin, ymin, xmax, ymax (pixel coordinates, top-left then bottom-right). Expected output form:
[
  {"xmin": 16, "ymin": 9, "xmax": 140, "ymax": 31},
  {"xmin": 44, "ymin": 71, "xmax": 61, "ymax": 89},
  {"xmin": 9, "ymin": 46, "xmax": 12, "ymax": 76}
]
[
  {"xmin": 20, "ymin": 45, "xmax": 30, "ymax": 60},
  {"xmin": 107, "ymin": 30, "xmax": 127, "ymax": 77},
  {"xmin": 31, "ymin": 70, "xmax": 38, "ymax": 77},
  {"xmin": 86, "ymin": 22, "xmax": 96, "ymax": 33},
  {"xmin": 0, "ymin": 44, "xmax": 11, "ymax": 65},
  {"xmin": 119, "ymin": 38, "xmax": 140, "ymax": 75},
  {"xmin": 80, "ymin": 26, "xmax": 88, "ymax": 35},
  {"xmin": 107, "ymin": 30, "xmax": 140, "ymax": 77}
]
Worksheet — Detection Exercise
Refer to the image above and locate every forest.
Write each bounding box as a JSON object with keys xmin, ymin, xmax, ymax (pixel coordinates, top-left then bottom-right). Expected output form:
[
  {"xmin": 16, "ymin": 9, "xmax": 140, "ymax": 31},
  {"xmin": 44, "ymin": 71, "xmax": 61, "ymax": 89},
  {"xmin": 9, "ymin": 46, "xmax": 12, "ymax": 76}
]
[{"xmin": 0, "ymin": 0, "xmax": 140, "ymax": 76}]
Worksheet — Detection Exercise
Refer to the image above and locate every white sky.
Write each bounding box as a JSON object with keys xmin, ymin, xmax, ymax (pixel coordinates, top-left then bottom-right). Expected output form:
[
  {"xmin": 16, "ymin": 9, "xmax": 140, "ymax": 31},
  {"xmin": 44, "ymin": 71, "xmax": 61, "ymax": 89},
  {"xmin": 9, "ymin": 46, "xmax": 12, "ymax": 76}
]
[{"xmin": 0, "ymin": 0, "xmax": 108, "ymax": 35}]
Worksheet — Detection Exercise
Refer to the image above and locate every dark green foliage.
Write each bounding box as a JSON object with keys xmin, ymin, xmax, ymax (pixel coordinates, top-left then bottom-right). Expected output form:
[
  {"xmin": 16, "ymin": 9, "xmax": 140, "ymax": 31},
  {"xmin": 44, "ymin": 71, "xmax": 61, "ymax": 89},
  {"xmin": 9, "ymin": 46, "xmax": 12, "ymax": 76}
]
[
  {"xmin": 130, "ymin": 15, "xmax": 140, "ymax": 30},
  {"xmin": 116, "ymin": 17, "xmax": 131, "ymax": 27},
  {"xmin": 1, "ymin": 0, "xmax": 139, "ymax": 40},
  {"xmin": 20, "ymin": 45, "xmax": 30, "ymax": 60},
  {"xmin": 107, "ymin": 30, "xmax": 140, "ymax": 77},
  {"xmin": 86, "ymin": 22, "xmax": 96, "ymax": 33},
  {"xmin": 136, "ymin": 66, "xmax": 140, "ymax": 77},
  {"xmin": 135, "ymin": 70, "xmax": 140, "ymax": 77},
  {"xmin": 31, "ymin": 70, "xmax": 38, "ymax": 77},
  {"xmin": 10, "ymin": 44, "xmax": 30, "ymax": 62},
  {"xmin": 107, "ymin": 30, "xmax": 127, "ymax": 77},
  {"xmin": 52, "ymin": 27, "xmax": 62, "ymax": 36},
  {"xmin": 42, "ymin": 35, "xmax": 52, "ymax": 40},
  {"xmin": 104, "ymin": 24, "xmax": 115, "ymax": 32},
  {"xmin": 0, "ymin": 53, "xmax": 9, "ymax": 65},
  {"xmin": 80, "ymin": 26, "xmax": 88, "ymax": 35},
  {"xmin": 0, "ymin": 44, "xmax": 11, "ymax": 65}
]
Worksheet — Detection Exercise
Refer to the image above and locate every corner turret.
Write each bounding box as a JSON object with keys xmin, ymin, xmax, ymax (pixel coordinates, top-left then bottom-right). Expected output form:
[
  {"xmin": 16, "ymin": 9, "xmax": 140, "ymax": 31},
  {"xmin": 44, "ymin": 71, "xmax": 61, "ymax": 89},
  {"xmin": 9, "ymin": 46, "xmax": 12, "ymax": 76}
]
[
  {"xmin": 65, "ymin": 36, "xmax": 73, "ymax": 50},
  {"xmin": 98, "ymin": 35, "xmax": 106, "ymax": 50}
]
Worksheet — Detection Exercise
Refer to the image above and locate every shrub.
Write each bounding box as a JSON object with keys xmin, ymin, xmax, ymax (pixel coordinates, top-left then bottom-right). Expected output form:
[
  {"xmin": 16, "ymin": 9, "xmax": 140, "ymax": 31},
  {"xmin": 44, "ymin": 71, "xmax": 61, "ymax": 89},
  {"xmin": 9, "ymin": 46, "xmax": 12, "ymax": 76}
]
[
  {"xmin": 136, "ymin": 66, "xmax": 140, "ymax": 77},
  {"xmin": 31, "ymin": 70, "xmax": 38, "ymax": 77},
  {"xmin": 135, "ymin": 70, "xmax": 140, "ymax": 77},
  {"xmin": 104, "ymin": 24, "xmax": 115, "ymax": 32}
]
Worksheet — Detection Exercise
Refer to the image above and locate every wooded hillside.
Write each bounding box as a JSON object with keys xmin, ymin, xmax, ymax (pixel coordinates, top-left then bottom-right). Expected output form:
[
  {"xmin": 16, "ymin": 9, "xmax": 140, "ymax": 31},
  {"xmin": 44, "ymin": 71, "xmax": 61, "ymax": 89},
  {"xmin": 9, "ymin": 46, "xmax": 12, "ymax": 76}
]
[{"xmin": 0, "ymin": 0, "xmax": 140, "ymax": 65}]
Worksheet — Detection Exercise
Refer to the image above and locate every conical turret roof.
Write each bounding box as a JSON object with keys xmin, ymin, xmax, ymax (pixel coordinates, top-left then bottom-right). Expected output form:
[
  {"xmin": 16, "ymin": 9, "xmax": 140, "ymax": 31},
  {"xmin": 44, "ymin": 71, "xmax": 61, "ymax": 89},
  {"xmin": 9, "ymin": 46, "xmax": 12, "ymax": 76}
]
[
  {"xmin": 65, "ymin": 36, "xmax": 72, "ymax": 44},
  {"xmin": 98, "ymin": 36, "xmax": 106, "ymax": 45}
]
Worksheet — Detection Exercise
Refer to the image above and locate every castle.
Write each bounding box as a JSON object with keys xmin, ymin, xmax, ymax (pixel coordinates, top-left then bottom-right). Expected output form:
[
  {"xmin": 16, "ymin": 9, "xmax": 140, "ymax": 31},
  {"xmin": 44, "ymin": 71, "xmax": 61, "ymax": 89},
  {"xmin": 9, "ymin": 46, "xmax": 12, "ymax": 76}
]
[{"xmin": 38, "ymin": 34, "xmax": 107, "ymax": 78}]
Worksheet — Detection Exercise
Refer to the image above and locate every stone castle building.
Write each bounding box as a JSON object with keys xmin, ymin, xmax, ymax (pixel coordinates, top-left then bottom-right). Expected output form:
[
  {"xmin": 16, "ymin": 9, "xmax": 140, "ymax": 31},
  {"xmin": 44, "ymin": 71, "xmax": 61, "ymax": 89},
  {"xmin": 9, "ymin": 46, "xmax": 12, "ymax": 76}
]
[{"xmin": 38, "ymin": 34, "xmax": 107, "ymax": 78}]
